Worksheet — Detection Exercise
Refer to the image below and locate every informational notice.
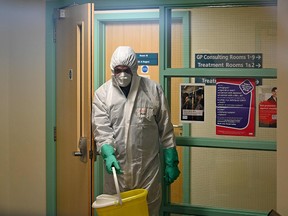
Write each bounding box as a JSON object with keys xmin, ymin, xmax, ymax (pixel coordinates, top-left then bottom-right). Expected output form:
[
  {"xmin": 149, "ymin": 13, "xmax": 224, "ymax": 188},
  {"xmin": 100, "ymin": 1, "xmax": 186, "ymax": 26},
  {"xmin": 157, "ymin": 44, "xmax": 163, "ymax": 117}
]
[
  {"xmin": 195, "ymin": 53, "xmax": 262, "ymax": 68},
  {"xmin": 258, "ymin": 86, "xmax": 277, "ymax": 128},
  {"xmin": 195, "ymin": 77, "xmax": 263, "ymax": 86},
  {"xmin": 180, "ymin": 84, "xmax": 205, "ymax": 122},
  {"xmin": 216, "ymin": 78, "xmax": 255, "ymax": 136},
  {"xmin": 136, "ymin": 53, "xmax": 158, "ymax": 65}
]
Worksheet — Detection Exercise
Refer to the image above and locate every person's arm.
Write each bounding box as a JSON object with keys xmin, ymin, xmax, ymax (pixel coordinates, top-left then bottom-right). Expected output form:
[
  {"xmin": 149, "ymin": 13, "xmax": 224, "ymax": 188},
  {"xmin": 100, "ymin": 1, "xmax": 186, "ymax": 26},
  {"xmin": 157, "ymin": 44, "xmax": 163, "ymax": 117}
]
[
  {"xmin": 155, "ymin": 85, "xmax": 180, "ymax": 184},
  {"xmin": 92, "ymin": 86, "xmax": 122, "ymax": 174},
  {"xmin": 155, "ymin": 85, "xmax": 175, "ymax": 148},
  {"xmin": 92, "ymin": 87, "xmax": 114, "ymax": 150},
  {"xmin": 163, "ymin": 147, "xmax": 180, "ymax": 184}
]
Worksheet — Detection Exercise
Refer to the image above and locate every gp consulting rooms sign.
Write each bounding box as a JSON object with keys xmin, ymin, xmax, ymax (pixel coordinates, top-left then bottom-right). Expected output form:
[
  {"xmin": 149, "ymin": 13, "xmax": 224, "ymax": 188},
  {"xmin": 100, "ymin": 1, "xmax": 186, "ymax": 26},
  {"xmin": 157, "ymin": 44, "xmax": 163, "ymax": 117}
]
[{"xmin": 195, "ymin": 53, "xmax": 262, "ymax": 68}]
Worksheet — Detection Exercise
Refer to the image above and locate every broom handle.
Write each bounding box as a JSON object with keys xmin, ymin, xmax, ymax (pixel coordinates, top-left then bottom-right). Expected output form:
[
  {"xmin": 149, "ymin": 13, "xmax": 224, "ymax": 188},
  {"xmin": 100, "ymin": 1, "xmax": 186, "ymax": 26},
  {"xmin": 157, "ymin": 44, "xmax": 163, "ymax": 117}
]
[{"xmin": 112, "ymin": 167, "xmax": 123, "ymax": 205}]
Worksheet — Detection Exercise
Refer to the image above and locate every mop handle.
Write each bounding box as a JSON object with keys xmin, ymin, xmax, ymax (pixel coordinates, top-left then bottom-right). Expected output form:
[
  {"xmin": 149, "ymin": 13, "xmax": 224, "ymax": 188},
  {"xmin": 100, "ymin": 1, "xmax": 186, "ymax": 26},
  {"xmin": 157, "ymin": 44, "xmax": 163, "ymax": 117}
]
[{"xmin": 112, "ymin": 167, "xmax": 123, "ymax": 205}]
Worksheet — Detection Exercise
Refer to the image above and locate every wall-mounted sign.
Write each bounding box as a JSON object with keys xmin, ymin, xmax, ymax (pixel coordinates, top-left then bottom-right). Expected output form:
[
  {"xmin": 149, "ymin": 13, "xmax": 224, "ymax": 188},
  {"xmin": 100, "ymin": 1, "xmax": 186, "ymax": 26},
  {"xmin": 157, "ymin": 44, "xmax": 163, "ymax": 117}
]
[
  {"xmin": 195, "ymin": 77, "xmax": 262, "ymax": 86},
  {"xmin": 137, "ymin": 53, "xmax": 158, "ymax": 65},
  {"xmin": 195, "ymin": 53, "xmax": 262, "ymax": 68}
]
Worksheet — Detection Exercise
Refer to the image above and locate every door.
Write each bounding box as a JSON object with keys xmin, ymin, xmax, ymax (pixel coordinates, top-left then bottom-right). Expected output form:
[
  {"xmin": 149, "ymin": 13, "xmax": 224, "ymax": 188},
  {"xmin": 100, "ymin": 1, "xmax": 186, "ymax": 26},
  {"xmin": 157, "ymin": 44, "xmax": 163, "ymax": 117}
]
[{"xmin": 56, "ymin": 3, "xmax": 94, "ymax": 216}]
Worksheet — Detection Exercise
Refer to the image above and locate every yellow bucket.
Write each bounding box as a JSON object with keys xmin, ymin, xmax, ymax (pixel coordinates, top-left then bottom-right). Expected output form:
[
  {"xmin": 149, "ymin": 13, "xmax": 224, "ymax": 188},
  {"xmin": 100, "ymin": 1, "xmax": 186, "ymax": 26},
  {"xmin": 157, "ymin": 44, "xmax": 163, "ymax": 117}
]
[
  {"xmin": 93, "ymin": 189, "xmax": 149, "ymax": 216},
  {"xmin": 92, "ymin": 167, "xmax": 149, "ymax": 216}
]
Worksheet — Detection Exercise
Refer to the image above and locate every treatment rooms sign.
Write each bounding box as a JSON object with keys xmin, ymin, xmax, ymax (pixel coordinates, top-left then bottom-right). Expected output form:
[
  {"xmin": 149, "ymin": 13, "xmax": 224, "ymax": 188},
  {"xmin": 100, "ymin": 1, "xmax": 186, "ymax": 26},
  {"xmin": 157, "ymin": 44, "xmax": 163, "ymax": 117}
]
[{"xmin": 195, "ymin": 53, "xmax": 262, "ymax": 68}]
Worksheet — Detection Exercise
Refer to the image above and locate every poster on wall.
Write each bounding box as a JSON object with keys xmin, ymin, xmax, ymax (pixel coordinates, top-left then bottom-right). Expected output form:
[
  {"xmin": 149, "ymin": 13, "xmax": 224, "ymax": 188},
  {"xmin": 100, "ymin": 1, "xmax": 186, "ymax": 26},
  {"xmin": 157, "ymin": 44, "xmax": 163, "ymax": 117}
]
[
  {"xmin": 180, "ymin": 84, "xmax": 205, "ymax": 122},
  {"xmin": 216, "ymin": 78, "xmax": 255, "ymax": 136},
  {"xmin": 258, "ymin": 86, "xmax": 277, "ymax": 128}
]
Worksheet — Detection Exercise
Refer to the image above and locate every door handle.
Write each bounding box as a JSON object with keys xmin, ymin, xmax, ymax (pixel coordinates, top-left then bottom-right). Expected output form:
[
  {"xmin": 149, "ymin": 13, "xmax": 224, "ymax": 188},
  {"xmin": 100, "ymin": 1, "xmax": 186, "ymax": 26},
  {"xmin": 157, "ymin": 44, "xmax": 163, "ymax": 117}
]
[{"xmin": 73, "ymin": 137, "xmax": 87, "ymax": 163}]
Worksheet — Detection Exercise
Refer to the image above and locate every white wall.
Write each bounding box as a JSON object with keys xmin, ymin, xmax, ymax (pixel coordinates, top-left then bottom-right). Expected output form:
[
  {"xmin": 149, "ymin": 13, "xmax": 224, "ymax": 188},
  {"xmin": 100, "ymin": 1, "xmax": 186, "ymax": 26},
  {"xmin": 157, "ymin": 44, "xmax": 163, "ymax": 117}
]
[
  {"xmin": 0, "ymin": 1, "xmax": 46, "ymax": 215},
  {"xmin": 277, "ymin": 0, "xmax": 288, "ymax": 215}
]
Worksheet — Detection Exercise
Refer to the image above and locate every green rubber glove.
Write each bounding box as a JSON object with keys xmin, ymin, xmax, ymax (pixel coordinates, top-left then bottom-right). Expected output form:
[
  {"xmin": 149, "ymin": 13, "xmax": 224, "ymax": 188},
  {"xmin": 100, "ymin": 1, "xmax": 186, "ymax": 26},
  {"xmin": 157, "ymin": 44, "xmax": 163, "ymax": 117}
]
[
  {"xmin": 163, "ymin": 147, "xmax": 180, "ymax": 184},
  {"xmin": 101, "ymin": 144, "xmax": 123, "ymax": 174}
]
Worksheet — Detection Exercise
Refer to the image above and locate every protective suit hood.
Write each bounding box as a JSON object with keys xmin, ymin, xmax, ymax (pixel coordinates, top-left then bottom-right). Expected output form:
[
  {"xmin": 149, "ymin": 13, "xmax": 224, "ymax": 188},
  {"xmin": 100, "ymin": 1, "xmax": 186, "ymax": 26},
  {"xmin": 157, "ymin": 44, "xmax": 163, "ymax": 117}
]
[{"xmin": 110, "ymin": 46, "xmax": 138, "ymax": 75}]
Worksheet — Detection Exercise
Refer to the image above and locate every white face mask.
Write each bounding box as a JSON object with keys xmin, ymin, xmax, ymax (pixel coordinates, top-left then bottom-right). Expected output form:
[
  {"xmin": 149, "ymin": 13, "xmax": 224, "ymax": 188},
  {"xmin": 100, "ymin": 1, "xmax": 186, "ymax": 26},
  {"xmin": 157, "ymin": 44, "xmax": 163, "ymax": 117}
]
[{"xmin": 115, "ymin": 72, "xmax": 132, "ymax": 87}]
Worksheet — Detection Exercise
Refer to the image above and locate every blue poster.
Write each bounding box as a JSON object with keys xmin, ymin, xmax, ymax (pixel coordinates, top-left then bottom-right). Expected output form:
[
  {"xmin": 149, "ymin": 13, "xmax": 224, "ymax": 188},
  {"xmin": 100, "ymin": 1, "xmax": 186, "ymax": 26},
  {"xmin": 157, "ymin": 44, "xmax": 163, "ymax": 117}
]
[{"xmin": 216, "ymin": 78, "xmax": 255, "ymax": 136}]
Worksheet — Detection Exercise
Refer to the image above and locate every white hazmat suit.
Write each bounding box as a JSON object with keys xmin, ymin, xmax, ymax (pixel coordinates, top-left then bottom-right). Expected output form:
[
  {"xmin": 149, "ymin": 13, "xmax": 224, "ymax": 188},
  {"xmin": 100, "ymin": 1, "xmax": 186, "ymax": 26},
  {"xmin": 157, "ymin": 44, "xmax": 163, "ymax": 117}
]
[{"xmin": 92, "ymin": 46, "xmax": 177, "ymax": 216}]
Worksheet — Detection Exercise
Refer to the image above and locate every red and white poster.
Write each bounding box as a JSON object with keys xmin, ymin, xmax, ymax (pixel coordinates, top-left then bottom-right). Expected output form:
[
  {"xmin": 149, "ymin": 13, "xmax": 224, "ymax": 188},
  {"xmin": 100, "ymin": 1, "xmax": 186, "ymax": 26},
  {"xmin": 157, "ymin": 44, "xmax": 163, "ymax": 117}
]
[
  {"xmin": 258, "ymin": 86, "xmax": 277, "ymax": 128},
  {"xmin": 216, "ymin": 78, "xmax": 256, "ymax": 136}
]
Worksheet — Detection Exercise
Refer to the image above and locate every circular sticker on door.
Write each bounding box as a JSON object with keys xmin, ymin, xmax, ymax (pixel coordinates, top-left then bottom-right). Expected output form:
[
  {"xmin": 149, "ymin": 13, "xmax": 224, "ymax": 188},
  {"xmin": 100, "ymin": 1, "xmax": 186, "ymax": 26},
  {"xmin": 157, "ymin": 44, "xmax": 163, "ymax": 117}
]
[{"xmin": 141, "ymin": 65, "xmax": 149, "ymax": 73}]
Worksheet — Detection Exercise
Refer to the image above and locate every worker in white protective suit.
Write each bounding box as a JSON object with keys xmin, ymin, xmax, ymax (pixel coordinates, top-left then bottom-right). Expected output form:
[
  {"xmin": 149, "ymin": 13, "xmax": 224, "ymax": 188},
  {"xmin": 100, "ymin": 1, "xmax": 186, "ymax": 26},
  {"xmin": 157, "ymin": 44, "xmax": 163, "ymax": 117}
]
[{"xmin": 92, "ymin": 46, "xmax": 180, "ymax": 216}]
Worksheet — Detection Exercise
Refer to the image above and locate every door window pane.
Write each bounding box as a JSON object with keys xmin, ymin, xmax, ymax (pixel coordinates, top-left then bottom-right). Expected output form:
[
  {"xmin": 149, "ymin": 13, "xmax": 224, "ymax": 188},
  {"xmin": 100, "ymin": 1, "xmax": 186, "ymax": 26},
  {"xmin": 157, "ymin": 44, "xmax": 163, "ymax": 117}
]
[{"xmin": 170, "ymin": 6, "xmax": 277, "ymax": 69}]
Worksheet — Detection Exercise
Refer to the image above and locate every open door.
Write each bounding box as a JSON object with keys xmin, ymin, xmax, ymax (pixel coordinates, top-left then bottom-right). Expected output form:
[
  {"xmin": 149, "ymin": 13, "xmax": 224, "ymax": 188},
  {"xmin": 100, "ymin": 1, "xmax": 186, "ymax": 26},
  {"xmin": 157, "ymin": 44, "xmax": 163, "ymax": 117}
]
[{"xmin": 56, "ymin": 3, "xmax": 94, "ymax": 216}]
